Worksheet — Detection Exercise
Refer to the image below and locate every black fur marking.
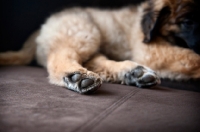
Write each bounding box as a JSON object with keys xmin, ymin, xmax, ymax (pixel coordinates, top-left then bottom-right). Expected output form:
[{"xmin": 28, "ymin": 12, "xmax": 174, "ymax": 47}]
[
  {"xmin": 141, "ymin": 11, "xmax": 157, "ymax": 43},
  {"xmin": 141, "ymin": 5, "xmax": 170, "ymax": 43}
]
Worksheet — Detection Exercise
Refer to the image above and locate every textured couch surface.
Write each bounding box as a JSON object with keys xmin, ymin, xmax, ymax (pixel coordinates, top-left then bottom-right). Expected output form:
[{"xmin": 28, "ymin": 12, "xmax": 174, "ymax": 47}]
[{"xmin": 0, "ymin": 66, "xmax": 200, "ymax": 132}]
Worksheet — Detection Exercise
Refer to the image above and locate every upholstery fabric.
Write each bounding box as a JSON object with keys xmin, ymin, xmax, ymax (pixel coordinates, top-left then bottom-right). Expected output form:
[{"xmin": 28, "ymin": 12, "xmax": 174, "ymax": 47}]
[{"xmin": 0, "ymin": 66, "xmax": 200, "ymax": 132}]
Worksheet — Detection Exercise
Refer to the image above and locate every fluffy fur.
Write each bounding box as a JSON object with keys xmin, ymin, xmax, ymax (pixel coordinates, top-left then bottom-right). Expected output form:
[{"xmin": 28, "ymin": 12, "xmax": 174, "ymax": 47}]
[{"xmin": 0, "ymin": 0, "xmax": 200, "ymax": 94}]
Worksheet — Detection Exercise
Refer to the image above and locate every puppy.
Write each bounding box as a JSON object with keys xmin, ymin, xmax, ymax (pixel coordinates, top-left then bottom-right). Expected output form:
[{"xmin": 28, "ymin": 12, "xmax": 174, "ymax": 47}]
[{"xmin": 0, "ymin": 0, "xmax": 200, "ymax": 94}]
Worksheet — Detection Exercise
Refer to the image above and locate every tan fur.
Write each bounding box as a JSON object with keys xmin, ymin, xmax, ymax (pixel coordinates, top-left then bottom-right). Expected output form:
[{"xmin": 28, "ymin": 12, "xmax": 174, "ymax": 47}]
[
  {"xmin": 0, "ymin": 31, "xmax": 38, "ymax": 65},
  {"xmin": 0, "ymin": 0, "xmax": 200, "ymax": 93}
]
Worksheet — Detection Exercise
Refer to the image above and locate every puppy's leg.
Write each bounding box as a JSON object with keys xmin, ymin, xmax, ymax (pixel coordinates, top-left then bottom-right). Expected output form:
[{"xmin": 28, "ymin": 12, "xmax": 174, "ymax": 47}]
[
  {"xmin": 37, "ymin": 14, "xmax": 103, "ymax": 94},
  {"xmin": 135, "ymin": 39, "xmax": 200, "ymax": 80},
  {"xmin": 84, "ymin": 54, "xmax": 160, "ymax": 88},
  {"xmin": 47, "ymin": 48, "xmax": 102, "ymax": 94}
]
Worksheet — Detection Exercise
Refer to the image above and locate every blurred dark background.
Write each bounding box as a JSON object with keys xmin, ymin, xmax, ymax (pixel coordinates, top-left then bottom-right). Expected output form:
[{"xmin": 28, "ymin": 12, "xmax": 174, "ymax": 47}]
[{"xmin": 0, "ymin": 0, "xmax": 145, "ymax": 52}]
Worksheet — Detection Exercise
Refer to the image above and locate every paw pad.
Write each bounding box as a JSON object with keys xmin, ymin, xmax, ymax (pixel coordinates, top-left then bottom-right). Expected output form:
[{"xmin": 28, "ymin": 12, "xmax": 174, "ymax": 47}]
[
  {"xmin": 124, "ymin": 66, "xmax": 160, "ymax": 88},
  {"xmin": 80, "ymin": 78, "xmax": 94, "ymax": 88},
  {"xmin": 70, "ymin": 73, "xmax": 81, "ymax": 82},
  {"xmin": 64, "ymin": 72, "xmax": 101, "ymax": 94}
]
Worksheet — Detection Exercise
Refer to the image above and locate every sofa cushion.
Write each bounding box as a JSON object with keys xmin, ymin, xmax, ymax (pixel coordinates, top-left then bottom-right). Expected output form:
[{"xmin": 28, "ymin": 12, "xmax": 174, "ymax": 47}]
[{"xmin": 0, "ymin": 66, "xmax": 200, "ymax": 132}]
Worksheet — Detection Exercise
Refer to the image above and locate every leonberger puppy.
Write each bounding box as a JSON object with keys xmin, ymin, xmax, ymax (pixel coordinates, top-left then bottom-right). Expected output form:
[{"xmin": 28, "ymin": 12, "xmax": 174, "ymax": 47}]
[{"xmin": 0, "ymin": 0, "xmax": 200, "ymax": 94}]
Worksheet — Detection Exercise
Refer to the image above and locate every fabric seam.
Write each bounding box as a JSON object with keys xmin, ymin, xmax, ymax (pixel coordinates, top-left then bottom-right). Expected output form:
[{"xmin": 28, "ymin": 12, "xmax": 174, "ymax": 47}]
[{"xmin": 73, "ymin": 89, "xmax": 140, "ymax": 132}]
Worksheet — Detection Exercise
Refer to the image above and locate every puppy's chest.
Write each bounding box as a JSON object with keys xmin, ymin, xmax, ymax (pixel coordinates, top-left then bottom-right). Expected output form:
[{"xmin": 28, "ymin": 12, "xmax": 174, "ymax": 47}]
[
  {"xmin": 99, "ymin": 31, "xmax": 132, "ymax": 61},
  {"xmin": 87, "ymin": 8, "xmax": 136, "ymax": 61}
]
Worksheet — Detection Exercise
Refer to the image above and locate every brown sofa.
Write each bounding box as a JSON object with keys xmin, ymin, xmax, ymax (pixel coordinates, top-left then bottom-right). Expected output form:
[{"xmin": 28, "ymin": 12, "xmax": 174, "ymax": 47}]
[{"xmin": 0, "ymin": 66, "xmax": 200, "ymax": 132}]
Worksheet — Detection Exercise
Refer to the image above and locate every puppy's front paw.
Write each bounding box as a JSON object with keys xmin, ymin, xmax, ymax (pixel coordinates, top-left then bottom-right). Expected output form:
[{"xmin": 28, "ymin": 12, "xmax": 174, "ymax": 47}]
[
  {"xmin": 124, "ymin": 66, "xmax": 160, "ymax": 88},
  {"xmin": 63, "ymin": 72, "xmax": 102, "ymax": 94}
]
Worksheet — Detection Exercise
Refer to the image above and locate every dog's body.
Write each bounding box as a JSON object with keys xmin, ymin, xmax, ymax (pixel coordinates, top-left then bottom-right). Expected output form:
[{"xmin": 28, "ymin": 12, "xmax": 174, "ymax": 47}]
[{"xmin": 1, "ymin": 0, "xmax": 200, "ymax": 93}]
